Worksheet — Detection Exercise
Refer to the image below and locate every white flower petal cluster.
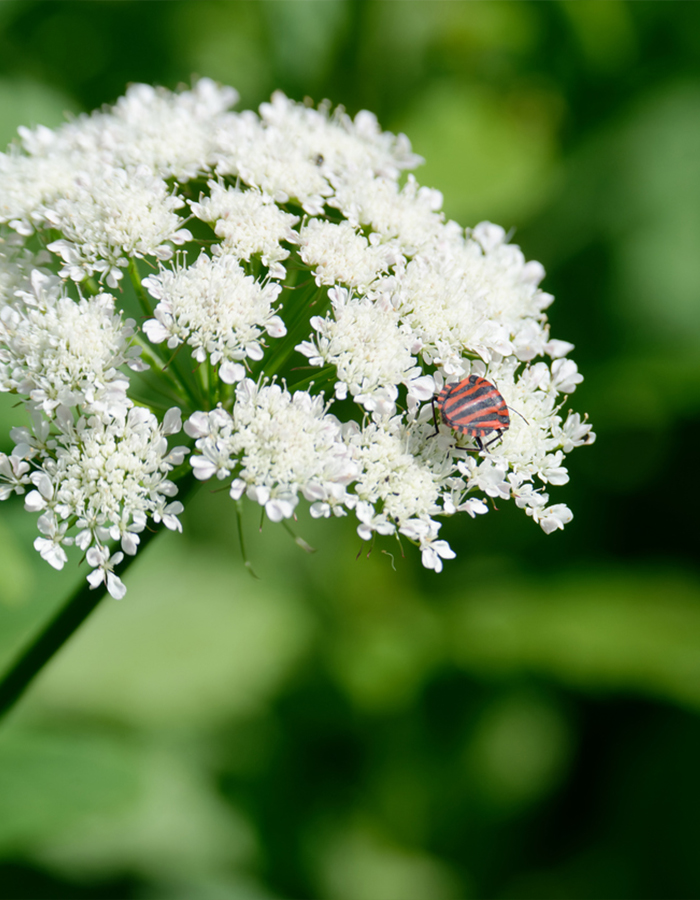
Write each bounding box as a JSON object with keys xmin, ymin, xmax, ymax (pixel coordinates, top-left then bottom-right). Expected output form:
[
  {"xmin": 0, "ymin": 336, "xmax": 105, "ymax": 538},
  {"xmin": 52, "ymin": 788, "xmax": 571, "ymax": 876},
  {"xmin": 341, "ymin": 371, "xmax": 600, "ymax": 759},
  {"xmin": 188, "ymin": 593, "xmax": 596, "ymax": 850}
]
[
  {"xmin": 257, "ymin": 92, "xmax": 422, "ymax": 180},
  {"xmin": 190, "ymin": 182, "xmax": 299, "ymax": 280},
  {"xmin": 0, "ymin": 80, "xmax": 594, "ymax": 593},
  {"xmin": 331, "ymin": 174, "xmax": 448, "ymax": 254},
  {"xmin": 2, "ymin": 405, "xmax": 187, "ymax": 598},
  {"xmin": 213, "ymin": 91, "xmax": 421, "ymax": 217},
  {"xmin": 0, "ymin": 80, "xmax": 236, "ymax": 284},
  {"xmin": 0, "ymin": 80, "xmax": 237, "ymax": 229},
  {"xmin": 56, "ymin": 79, "xmax": 238, "ymax": 181},
  {"xmin": 45, "ymin": 166, "xmax": 191, "ymax": 287},
  {"xmin": 0, "ymin": 269, "xmax": 139, "ymax": 416},
  {"xmin": 142, "ymin": 253, "xmax": 286, "ymax": 384},
  {"xmin": 296, "ymin": 286, "xmax": 421, "ymax": 411},
  {"xmin": 186, "ymin": 379, "xmax": 359, "ymax": 522},
  {"xmin": 299, "ymin": 219, "xmax": 399, "ymax": 290},
  {"xmin": 346, "ymin": 413, "xmax": 455, "ymax": 569}
]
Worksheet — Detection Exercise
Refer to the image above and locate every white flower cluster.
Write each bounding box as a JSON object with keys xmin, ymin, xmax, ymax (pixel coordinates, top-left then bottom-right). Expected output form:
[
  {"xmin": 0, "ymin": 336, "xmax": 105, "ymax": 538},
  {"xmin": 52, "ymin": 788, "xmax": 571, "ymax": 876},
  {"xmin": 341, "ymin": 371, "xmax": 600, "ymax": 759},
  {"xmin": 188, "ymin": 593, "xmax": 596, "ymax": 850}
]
[
  {"xmin": 141, "ymin": 253, "xmax": 286, "ymax": 384},
  {"xmin": 0, "ymin": 80, "xmax": 594, "ymax": 595},
  {"xmin": 0, "ymin": 269, "xmax": 139, "ymax": 416},
  {"xmin": 186, "ymin": 379, "xmax": 359, "ymax": 523},
  {"xmin": 190, "ymin": 181, "xmax": 299, "ymax": 280},
  {"xmin": 0, "ymin": 405, "xmax": 187, "ymax": 599}
]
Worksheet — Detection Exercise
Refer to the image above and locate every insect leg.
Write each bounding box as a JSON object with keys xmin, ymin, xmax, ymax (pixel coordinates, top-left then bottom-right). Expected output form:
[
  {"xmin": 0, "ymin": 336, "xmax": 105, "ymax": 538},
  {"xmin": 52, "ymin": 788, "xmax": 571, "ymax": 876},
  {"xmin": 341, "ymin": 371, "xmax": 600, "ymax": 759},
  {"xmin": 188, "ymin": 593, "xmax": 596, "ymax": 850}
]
[
  {"xmin": 450, "ymin": 435, "xmax": 484, "ymax": 456},
  {"xmin": 483, "ymin": 430, "xmax": 504, "ymax": 450},
  {"xmin": 429, "ymin": 398, "xmax": 440, "ymax": 438}
]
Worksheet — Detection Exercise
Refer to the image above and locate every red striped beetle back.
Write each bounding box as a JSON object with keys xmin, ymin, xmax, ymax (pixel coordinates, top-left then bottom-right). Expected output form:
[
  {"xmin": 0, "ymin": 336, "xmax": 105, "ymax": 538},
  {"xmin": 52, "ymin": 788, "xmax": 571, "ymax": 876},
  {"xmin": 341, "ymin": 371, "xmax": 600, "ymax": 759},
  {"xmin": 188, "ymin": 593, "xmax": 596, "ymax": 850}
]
[{"xmin": 437, "ymin": 375, "xmax": 509, "ymax": 440}]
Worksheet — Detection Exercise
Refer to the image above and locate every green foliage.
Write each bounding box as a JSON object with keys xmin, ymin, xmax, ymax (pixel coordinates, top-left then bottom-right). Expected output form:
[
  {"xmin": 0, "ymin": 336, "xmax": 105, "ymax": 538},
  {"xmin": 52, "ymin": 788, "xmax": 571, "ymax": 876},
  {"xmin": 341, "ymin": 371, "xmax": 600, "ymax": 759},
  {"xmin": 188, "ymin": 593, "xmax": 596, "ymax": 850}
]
[{"xmin": 1, "ymin": 2, "xmax": 699, "ymax": 898}]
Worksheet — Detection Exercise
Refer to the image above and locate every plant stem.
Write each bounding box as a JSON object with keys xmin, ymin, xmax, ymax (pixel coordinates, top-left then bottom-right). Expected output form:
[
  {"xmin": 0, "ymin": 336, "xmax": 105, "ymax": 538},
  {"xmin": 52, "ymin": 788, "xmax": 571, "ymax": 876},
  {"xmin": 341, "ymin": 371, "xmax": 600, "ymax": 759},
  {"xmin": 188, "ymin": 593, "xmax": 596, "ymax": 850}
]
[
  {"xmin": 127, "ymin": 258, "xmax": 155, "ymax": 319},
  {"xmin": 0, "ymin": 472, "xmax": 199, "ymax": 724}
]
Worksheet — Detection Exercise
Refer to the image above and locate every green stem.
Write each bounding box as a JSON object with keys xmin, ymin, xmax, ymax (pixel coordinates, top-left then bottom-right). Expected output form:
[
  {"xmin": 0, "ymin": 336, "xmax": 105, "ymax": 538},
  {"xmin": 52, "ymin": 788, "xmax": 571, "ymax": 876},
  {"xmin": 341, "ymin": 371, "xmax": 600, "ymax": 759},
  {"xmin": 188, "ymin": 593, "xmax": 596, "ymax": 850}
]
[
  {"xmin": 131, "ymin": 335, "xmax": 192, "ymax": 403},
  {"xmin": 0, "ymin": 472, "xmax": 199, "ymax": 724},
  {"xmin": 258, "ymin": 283, "xmax": 329, "ymax": 381},
  {"xmin": 287, "ymin": 365, "xmax": 336, "ymax": 394},
  {"xmin": 235, "ymin": 499, "xmax": 258, "ymax": 579},
  {"xmin": 127, "ymin": 257, "xmax": 155, "ymax": 319}
]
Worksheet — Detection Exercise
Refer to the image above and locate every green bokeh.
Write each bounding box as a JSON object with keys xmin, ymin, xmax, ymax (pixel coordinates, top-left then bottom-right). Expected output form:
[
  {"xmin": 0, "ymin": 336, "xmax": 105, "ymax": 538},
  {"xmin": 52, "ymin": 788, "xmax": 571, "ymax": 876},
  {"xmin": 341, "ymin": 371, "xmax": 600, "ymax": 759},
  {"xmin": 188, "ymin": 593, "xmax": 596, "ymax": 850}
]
[{"xmin": 1, "ymin": 2, "xmax": 699, "ymax": 898}]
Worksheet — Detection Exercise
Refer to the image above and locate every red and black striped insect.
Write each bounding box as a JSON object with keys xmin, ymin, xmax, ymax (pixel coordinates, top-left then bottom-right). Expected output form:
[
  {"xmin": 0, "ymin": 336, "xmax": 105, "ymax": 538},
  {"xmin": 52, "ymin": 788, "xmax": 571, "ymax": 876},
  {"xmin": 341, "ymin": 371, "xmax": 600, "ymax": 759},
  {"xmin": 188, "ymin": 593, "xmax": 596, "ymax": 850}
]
[{"xmin": 431, "ymin": 375, "xmax": 510, "ymax": 452}]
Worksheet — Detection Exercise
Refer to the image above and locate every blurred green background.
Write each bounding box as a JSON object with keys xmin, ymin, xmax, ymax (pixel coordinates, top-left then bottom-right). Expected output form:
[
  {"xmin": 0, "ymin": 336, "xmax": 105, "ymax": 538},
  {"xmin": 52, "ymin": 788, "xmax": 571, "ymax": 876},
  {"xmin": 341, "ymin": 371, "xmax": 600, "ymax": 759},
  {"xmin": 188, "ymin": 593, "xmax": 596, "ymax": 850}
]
[{"xmin": 0, "ymin": 1, "xmax": 699, "ymax": 897}]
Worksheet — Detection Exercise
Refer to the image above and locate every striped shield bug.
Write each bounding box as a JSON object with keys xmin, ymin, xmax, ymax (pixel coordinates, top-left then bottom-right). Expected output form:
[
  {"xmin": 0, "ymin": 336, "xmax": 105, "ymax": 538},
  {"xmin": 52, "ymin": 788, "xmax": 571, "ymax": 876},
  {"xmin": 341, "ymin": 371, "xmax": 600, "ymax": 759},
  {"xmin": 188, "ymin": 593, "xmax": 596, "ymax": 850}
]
[{"xmin": 432, "ymin": 375, "xmax": 511, "ymax": 451}]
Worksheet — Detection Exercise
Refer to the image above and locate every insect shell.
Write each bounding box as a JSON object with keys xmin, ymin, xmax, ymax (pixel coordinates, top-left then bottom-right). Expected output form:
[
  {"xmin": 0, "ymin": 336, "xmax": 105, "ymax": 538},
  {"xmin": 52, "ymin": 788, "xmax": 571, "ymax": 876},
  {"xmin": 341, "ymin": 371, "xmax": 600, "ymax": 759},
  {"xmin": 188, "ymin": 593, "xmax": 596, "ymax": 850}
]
[{"xmin": 435, "ymin": 375, "xmax": 510, "ymax": 451}]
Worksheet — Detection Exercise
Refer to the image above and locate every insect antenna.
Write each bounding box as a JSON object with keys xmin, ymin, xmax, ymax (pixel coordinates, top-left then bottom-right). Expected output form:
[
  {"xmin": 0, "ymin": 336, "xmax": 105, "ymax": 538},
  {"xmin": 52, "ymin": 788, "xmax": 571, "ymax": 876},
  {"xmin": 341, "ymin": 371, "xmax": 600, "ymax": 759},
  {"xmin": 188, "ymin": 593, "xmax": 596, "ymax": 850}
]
[{"xmin": 507, "ymin": 405, "xmax": 529, "ymax": 426}]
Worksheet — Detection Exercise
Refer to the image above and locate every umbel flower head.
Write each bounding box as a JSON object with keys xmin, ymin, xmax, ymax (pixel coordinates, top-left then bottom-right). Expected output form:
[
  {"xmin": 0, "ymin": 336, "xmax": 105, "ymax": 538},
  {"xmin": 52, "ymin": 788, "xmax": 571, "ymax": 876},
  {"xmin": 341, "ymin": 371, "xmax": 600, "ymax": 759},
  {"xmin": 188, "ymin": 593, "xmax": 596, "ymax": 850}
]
[{"xmin": 0, "ymin": 79, "xmax": 594, "ymax": 598}]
